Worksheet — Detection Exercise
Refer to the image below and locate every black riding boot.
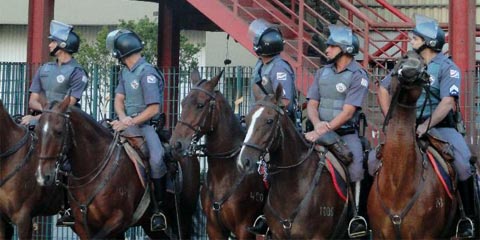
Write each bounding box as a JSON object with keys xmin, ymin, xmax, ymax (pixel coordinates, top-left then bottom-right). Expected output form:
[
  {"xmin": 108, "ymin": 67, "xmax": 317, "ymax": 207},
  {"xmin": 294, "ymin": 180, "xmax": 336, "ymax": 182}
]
[
  {"xmin": 457, "ymin": 177, "xmax": 475, "ymax": 238},
  {"xmin": 247, "ymin": 215, "xmax": 269, "ymax": 236},
  {"xmin": 151, "ymin": 177, "xmax": 167, "ymax": 231},
  {"xmin": 348, "ymin": 181, "xmax": 368, "ymax": 238}
]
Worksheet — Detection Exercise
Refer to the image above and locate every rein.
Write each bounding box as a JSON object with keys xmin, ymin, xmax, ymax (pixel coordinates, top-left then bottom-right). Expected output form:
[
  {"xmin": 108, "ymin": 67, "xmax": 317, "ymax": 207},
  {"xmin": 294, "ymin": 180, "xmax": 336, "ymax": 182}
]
[
  {"xmin": 0, "ymin": 130, "xmax": 36, "ymax": 187},
  {"xmin": 0, "ymin": 126, "xmax": 30, "ymax": 158},
  {"xmin": 266, "ymin": 149, "xmax": 327, "ymax": 237},
  {"xmin": 40, "ymin": 108, "xmax": 126, "ymax": 238},
  {"xmin": 375, "ymin": 148, "xmax": 428, "ymax": 239}
]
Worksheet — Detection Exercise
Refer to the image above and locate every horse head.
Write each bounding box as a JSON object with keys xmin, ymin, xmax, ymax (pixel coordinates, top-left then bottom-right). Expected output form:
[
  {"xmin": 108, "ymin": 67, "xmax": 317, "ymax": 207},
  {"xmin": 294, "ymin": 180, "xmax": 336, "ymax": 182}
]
[
  {"xmin": 170, "ymin": 69, "xmax": 224, "ymax": 157},
  {"xmin": 391, "ymin": 50, "xmax": 430, "ymax": 105},
  {"xmin": 237, "ymin": 83, "xmax": 286, "ymax": 174},
  {"xmin": 35, "ymin": 97, "xmax": 71, "ymax": 186}
]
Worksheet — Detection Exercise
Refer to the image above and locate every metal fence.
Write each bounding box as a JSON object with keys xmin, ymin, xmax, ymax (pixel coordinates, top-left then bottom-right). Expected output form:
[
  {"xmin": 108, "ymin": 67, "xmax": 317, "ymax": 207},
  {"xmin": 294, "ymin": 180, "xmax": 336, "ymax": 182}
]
[{"xmin": 1, "ymin": 61, "xmax": 479, "ymax": 239}]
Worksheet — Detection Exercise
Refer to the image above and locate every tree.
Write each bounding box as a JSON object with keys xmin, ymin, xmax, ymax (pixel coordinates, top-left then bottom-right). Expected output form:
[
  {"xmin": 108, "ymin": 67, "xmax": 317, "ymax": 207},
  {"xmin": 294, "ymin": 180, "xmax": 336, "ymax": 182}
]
[{"xmin": 75, "ymin": 16, "xmax": 203, "ymax": 69}]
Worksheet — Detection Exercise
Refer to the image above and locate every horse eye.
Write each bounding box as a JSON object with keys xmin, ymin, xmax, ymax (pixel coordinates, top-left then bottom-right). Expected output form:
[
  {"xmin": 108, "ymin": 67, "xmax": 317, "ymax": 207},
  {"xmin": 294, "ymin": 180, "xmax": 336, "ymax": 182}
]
[
  {"xmin": 197, "ymin": 103, "xmax": 204, "ymax": 109},
  {"xmin": 267, "ymin": 119, "xmax": 274, "ymax": 124}
]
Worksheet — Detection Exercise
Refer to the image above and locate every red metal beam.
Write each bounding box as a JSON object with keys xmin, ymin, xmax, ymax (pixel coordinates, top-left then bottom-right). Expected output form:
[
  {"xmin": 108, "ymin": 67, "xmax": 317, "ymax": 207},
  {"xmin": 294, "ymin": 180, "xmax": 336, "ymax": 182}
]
[
  {"xmin": 158, "ymin": 1, "xmax": 180, "ymax": 128},
  {"xmin": 449, "ymin": 0, "xmax": 476, "ymax": 128},
  {"xmin": 26, "ymin": 0, "xmax": 54, "ymax": 65}
]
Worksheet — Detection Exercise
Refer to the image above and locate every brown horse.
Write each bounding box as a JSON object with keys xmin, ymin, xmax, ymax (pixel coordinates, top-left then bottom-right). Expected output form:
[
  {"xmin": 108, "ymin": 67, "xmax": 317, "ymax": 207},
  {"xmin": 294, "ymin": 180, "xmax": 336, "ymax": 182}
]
[
  {"xmin": 368, "ymin": 51, "xmax": 457, "ymax": 238},
  {"xmin": 170, "ymin": 70, "xmax": 266, "ymax": 239},
  {"xmin": 34, "ymin": 98, "xmax": 169, "ymax": 239},
  {"xmin": 236, "ymin": 84, "xmax": 349, "ymax": 239},
  {"xmin": 0, "ymin": 99, "xmax": 64, "ymax": 239}
]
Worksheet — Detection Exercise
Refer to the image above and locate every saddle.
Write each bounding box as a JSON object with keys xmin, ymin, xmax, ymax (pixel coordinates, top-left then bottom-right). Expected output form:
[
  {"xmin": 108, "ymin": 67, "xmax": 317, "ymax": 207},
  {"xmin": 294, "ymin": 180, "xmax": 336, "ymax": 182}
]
[
  {"xmin": 120, "ymin": 126, "xmax": 150, "ymax": 161},
  {"xmin": 419, "ymin": 131, "xmax": 454, "ymax": 162},
  {"xmin": 315, "ymin": 131, "xmax": 353, "ymax": 166}
]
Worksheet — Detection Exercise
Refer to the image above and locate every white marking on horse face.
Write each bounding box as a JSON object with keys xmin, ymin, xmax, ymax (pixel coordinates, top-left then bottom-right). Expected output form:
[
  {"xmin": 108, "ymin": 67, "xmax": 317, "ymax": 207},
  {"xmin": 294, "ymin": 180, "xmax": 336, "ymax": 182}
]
[
  {"xmin": 36, "ymin": 165, "xmax": 45, "ymax": 186},
  {"xmin": 237, "ymin": 107, "xmax": 264, "ymax": 168},
  {"xmin": 42, "ymin": 122, "xmax": 49, "ymax": 135}
]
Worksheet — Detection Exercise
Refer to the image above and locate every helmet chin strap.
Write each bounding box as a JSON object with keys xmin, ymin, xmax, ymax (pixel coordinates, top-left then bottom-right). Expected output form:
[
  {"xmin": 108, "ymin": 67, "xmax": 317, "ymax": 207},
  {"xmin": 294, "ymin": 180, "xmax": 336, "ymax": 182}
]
[
  {"xmin": 414, "ymin": 43, "xmax": 428, "ymax": 54},
  {"xmin": 327, "ymin": 51, "xmax": 344, "ymax": 64},
  {"xmin": 50, "ymin": 46, "xmax": 61, "ymax": 57}
]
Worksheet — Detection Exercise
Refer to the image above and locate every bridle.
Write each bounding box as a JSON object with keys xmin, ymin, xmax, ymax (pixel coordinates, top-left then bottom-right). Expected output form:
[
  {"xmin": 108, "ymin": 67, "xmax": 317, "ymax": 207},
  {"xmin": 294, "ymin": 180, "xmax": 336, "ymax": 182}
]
[
  {"xmin": 242, "ymin": 100, "xmax": 314, "ymax": 172},
  {"xmin": 38, "ymin": 109, "xmax": 72, "ymax": 179},
  {"xmin": 382, "ymin": 56, "xmax": 430, "ymax": 132},
  {"xmin": 176, "ymin": 81, "xmax": 218, "ymax": 157}
]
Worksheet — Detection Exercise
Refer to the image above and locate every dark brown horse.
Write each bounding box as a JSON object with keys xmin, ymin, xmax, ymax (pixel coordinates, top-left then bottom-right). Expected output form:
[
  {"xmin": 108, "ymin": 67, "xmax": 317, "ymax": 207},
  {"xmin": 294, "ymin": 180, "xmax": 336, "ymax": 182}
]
[
  {"xmin": 170, "ymin": 70, "xmax": 266, "ymax": 239},
  {"xmin": 368, "ymin": 51, "xmax": 457, "ymax": 238},
  {"xmin": 0, "ymin": 99, "xmax": 63, "ymax": 239},
  {"xmin": 34, "ymin": 98, "xmax": 169, "ymax": 239},
  {"xmin": 236, "ymin": 84, "xmax": 349, "ymax": 239}
]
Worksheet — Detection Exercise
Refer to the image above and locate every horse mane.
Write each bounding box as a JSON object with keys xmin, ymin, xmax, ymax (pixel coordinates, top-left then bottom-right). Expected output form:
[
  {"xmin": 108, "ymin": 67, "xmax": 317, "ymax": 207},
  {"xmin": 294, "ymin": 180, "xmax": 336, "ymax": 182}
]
[{"xmin": 68, "ymin": 106, "xmax": 113, "ymax": 138}]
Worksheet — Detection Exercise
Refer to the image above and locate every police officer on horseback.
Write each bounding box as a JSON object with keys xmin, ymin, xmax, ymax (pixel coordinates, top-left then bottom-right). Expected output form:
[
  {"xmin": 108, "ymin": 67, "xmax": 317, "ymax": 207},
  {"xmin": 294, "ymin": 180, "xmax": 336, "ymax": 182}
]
[
  {"xmin": 106, "ymin": 29, "xmax": 168, "ymax": 231},
  {"xmin": 248, "ymin": 19, "xmax": 298, "ymax": 123},
  {"xmin": 246, "ymin": 18, "xmax": 299, "ymax": 236},
  {"xmin": 304, "ymin": 25, "xmax": 369, "ymax": 238},
  {"xmin": 376, "ymin": 14, "xmax": 475, "ymax": 238},
  {"xmin": 20, "ymin": 20, "xmax": 88, "ymax": 227},
  {"xmin": 21, "ymin": 20, "xmax": 87, "ymax": 126}
]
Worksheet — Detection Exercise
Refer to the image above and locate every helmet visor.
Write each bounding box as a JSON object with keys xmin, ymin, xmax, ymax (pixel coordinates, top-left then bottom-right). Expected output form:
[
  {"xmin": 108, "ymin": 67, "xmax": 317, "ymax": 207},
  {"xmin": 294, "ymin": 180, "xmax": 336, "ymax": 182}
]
[
  {"xmin": 49, "ymin": 20, "xmax": 73, "ymax": 42},
  {"xmin": 328, "ymin": 25, "xmax": 352, "ymax": 46},
  {"xmin": 414, "ymin": 14, "xmax": 438, "ymax": 39},
  {"xmin": 248, "ymin": 19, "xmax": 273, "ymax": 46},
  {"xmin": 106, "ymin": 29, "xmax": 131, "ymax": 53}
]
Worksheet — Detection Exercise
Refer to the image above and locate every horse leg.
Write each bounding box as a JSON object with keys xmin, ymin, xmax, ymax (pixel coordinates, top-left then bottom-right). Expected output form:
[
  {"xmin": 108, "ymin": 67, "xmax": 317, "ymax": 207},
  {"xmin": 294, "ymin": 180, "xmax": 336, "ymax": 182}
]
[
  {"xmin": 15, "ymin": 215, "xmax": 33, "ymax": 240},
  {"xmin": 206, "ymin": 222, "xmax": 228, "ymax": 240},
  {"xmin": 234, "ymin": 223, "xmax": 255, "ymax": 240},
  {"xmin": 0, "ymin": 215, "xmax": 14, "ymax": 240}
]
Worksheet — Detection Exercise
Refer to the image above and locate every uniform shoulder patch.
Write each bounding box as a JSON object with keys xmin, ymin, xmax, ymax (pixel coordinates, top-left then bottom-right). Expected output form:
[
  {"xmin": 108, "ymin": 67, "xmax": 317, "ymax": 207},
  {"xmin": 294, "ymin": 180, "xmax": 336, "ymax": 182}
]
[
  {"xmin": 276, "ymin": 72, "xmax": 287, "ymax": 81},
  {"xmin": 449, "ymin": 69, "xmax": 460, "ymax": 79},
  {"xmin": 361, "ymin": 78, "xmax": 368, "ymax": 87},
  {"xmin": 146, "ymin": 75, "xmax": 157, "ymax": 83}
]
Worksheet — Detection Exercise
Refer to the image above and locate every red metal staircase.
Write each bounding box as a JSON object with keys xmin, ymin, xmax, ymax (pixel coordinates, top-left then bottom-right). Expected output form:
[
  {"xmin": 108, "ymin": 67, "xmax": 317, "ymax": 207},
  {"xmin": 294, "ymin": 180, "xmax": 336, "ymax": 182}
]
[{"xmin": 186, "ymin": 0, "xmax": 415, "ymax": 94}]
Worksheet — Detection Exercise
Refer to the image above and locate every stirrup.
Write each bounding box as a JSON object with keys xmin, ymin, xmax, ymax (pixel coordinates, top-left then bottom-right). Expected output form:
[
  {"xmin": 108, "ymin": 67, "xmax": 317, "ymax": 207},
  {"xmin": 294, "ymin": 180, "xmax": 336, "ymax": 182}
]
[
  {"xmin": 455, "ymin": 217, "xmax": 474, "ymax": 238},
  {"xmin": 247, "ymin": 215, "xmax": 268, "ymax": 236},
  {"xmin": 348, "ymin": 216, "xmax": 368, "ymax": 238},
  {"xmin": 150, "ymin": 212, "xmax": 167, "ymax": 232}
]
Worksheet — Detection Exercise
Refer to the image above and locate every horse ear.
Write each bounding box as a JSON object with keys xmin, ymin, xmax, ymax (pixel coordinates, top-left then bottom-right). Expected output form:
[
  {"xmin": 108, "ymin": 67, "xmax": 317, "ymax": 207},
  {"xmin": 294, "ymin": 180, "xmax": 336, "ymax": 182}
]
[
  {"xmin": 58, "ymin": 96, "xmax": 70, "ymax": 112},
  {"xmin": 190, "ymin": 69, "xmax": 201, "ymax": 85},
  {"xmin": 253, "ymin": 84, "xmax": 266, "ymax": 101},
  {"xmin": 209, "ymin": 70, "xmax": 224, "ymax": 88},
  {"xmin": 274, "ymin": 83, "xmax": 284, "ymax": 105}
]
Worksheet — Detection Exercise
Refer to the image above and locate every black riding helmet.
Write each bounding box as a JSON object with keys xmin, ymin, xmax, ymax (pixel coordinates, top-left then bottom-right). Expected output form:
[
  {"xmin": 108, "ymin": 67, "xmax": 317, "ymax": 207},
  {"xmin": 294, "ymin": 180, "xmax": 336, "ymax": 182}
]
[
  {"xmin": 326, "ymin": 25, "xmax": 359, "ymax": 56},
  {"xmin": 49, "ymin": 20, "xmax": 80, "ymax": 55},
  {"xmin": 106, "ymin": 29, "xmax": 144, "ymax": 59},
  {"xmin": 249, "ymin": 19, "xmax": 285, "ymax": 57},
  {"xmin": 412, "ymin": 14, "xmax": 445, "ymax": 52}
]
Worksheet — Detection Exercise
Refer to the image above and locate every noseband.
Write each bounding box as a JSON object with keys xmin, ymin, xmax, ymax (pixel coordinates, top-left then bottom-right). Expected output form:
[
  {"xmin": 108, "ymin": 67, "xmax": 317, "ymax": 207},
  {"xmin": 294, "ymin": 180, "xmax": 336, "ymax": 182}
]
[{"xmin": 177, "ymin": 81, "xmax": 217, "ymax": 156}]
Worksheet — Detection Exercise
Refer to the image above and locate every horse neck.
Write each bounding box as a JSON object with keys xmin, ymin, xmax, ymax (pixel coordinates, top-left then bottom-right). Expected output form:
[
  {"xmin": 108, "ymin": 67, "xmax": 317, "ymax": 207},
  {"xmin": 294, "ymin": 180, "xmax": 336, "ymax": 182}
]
[
  {"xmin": 0, "ymin": 108, "xmax": 24, "ymax": 151},
  {"xmin": 269, "ymin": 118, "xmax": 316, "ymax": 189},
  {"xmin": 68, "ymin": 112, "xmax": 113, "ymax": 176},
  {"xmin": 204, "ymin": 99, "xmax": 244, "ymax": 178},
  {"xmin": 205, "ymin": 100, "xmax": 243, "ymax": 157},
  {"xmin": 383, "ymin": 101, "xmax": 421, "ymax": 182}
]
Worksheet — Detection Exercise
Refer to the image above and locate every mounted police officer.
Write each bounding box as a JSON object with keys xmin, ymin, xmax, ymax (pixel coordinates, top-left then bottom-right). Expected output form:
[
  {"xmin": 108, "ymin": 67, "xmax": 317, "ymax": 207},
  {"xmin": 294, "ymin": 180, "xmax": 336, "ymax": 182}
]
[
  {"xmin": 304, "ymin": 25, "xmax": 369, "ymax": 238},
  {"xmin": 106, "ymin": 29, "xmax": 167, "ymax": 232},
  {"xmin": 20, "ymin": 20, "xmax": 88, "ymax": 227},
  {"xmin": 21, "ymin": 20, "xmax": 87, "ymax": 125},
  {"xmin": 376, "ymin": 14, "xmax": 474, "ymax": 238},
  {"xmin": 246, "ymin": 18, "xmax": 299, "ymax": 236},
  {"xmin": 248, "ymin": 18, "xmax": 297, "ymax": 123}
]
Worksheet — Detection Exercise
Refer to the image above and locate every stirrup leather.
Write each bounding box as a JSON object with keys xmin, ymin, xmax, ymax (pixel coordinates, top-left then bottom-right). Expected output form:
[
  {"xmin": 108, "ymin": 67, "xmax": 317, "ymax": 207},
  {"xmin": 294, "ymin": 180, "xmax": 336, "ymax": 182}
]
[
  {"xmin": 348, "ymin": 216, "xmax": 368, "ymax": 238},
  {"xmin": 455, "ymin": 217, "xmax": 474, "ymax": 238}
]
